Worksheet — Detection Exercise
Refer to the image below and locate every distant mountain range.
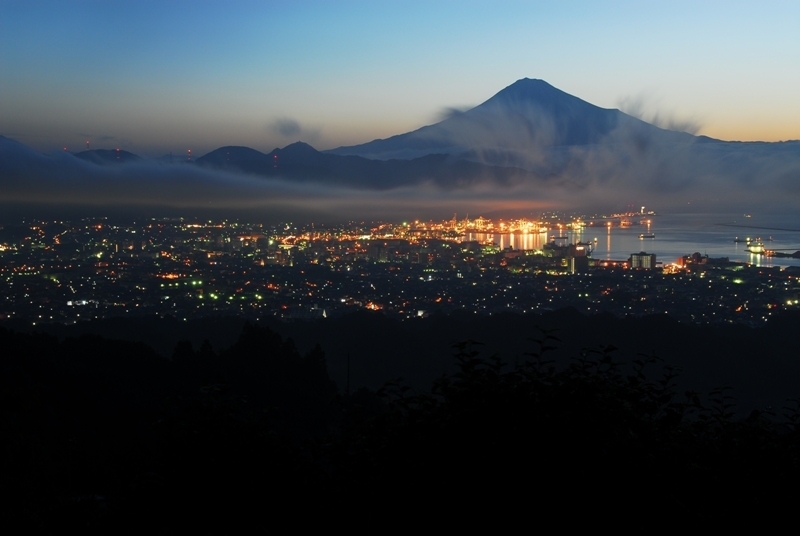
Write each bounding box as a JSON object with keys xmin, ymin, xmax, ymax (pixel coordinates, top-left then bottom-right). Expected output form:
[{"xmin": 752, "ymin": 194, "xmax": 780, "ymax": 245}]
[
  {"xmin": 74, "ymin": 148, "xmax": 141, "ymax": 165},
  {"xmin": 2, "ymin": 78, "xmax": 799, "ymax": 213},
  {"xmin": 194, "ymin": 142, "xmax": 541, "ymax": 189}
]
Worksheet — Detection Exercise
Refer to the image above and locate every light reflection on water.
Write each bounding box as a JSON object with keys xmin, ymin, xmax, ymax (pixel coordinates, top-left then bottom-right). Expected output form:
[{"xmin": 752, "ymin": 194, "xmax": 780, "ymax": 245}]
[
  {"xmin": 464, "ymin": 230, "xmax": 550, "ymax": 251},
  {"xmin": 464, "ymin": 213, "xmax": 800, "ymax": 268}
]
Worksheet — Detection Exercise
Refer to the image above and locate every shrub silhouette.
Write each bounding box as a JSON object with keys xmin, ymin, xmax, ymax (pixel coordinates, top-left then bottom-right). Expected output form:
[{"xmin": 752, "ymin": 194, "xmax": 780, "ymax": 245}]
[
  {"xmin": 332, "ymin": 336, "xmax": 800, "ymax": 519},
  {"xmin": 3, "ymin": 323, "xmax": 800, "ymax": 528}
]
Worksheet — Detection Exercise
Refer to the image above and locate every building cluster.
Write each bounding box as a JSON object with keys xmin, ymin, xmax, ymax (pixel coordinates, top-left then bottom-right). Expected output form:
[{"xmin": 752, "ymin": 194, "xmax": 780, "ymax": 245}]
[{"xmin": 0, "ymin": 217, "xmax": 798, "ymax": 327}]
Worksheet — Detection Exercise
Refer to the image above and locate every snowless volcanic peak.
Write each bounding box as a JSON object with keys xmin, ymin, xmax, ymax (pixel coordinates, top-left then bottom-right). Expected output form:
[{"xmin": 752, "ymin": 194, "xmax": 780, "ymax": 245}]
[
  {"xmin": 326, "ymin": 78, "xmax": 693, "ymax": 162},
  {"xmin": 479, "ymin": 78, "xmax": 592, "ymax": 114}
]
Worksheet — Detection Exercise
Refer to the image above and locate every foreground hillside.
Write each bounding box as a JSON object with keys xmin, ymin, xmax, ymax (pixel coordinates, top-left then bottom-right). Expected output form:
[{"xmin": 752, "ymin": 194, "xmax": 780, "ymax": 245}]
[
  {"xmin": 3, "ymin": 310, "xmax": 800, "ymax": 529},
  {"xmin": 12, "ymin": 308, "xmax": 800, "ymax": 413}
]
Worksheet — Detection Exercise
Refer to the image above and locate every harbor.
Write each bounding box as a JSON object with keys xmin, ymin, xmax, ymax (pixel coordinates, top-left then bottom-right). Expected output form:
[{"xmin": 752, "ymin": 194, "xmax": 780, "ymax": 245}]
[{"xmin": 464, "ymin": 212, "xmax": 800, "ymax": 268}]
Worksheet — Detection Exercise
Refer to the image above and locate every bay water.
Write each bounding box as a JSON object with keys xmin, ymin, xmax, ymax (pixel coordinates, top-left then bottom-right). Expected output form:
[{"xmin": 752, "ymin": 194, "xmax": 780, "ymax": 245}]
[{"xmin": 465, "ymin": 212, "xmax": 800, "ymax": 268}]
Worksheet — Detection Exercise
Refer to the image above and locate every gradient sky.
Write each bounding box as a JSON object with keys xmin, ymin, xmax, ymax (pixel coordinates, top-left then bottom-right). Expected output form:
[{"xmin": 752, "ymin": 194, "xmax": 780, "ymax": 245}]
[{"xmin": 2, "ymin": 1, "xmax": 799, "ymax": 157}]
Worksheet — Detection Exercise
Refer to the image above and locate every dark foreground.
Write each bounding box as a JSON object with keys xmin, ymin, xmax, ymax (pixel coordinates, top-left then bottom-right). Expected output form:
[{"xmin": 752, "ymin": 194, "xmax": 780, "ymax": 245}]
[{"xmin": 3, "ymin": 310, "xmax": 800, "ymax": 530}]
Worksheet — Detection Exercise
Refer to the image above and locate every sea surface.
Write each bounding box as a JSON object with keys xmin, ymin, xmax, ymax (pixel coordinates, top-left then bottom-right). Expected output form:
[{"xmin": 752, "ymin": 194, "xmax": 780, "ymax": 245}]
[{"xmin": 464, "ymin": 212, "xmax": 800, "ymax": 268}]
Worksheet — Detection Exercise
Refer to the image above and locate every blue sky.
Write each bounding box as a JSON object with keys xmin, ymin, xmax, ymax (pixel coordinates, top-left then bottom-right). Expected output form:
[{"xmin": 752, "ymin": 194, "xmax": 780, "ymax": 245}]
[{"xmin": 2, "ymin": 1, "xmax": 799, "ymax": 156}]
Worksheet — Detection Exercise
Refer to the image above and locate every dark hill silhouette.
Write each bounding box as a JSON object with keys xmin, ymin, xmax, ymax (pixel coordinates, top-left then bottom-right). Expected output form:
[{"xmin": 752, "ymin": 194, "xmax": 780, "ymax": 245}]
[
  {"xmin": 0, "ymin": 134, "xmax": 44, "ymax": 157},
  {"xmin": 196, "ymin": 141, "xmax": 544, "ymax": 188},
  {"xmin": 13, "ymin": 308, "xmax": 800, "ymax": 415},
  {"xmin": 195, "ymin": 145, "xmax": 272, "ymax": 173},
  {"xmin": 4, "ymin": 314, "xmax": 800, "ymax": 528},
  {"xmin": 74, "ymin": 148, "xmax": 141, "ymax": 164}
]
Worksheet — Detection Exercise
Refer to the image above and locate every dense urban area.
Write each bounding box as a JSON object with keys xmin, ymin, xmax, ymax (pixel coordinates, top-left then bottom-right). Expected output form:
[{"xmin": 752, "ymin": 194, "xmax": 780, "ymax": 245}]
[{"xmin": 2, "ymin": 213, "xmax": 798, "ymax": 327}]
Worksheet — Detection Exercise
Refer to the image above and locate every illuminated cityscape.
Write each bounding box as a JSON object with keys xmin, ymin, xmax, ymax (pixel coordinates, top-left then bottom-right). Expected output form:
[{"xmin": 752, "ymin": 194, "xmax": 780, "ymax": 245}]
[{"xmin": 2, "ymin": 213, "xmax": 798, "ymax": 327}]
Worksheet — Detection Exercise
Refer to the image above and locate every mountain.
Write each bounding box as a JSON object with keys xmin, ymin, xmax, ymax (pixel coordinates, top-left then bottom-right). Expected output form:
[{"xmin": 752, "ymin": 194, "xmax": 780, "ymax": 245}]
[
  {"xmin": 196, "ymin": 145, "xmax": 273, "ymax": 174},
  {"xmin": 326, "ymin": 78, "xmax": 698, "ymax": 166},
  {"xmin": 321, "ymin": 78, "xmax": 799, "ymax": 204},
  {"xmin": 0, "ymin": 135, "xmax": 55, "ymax": 167},
  {"xmin": 196, "ymin": 141, "xmax": 543, "ymax": 189},
  {"xmin": 2, "ymin": 78, "xmax": 799, "ymax": 214},
  {"xmin": 74, "ymin": 149, "xmax": 141, "ymax": 165}
]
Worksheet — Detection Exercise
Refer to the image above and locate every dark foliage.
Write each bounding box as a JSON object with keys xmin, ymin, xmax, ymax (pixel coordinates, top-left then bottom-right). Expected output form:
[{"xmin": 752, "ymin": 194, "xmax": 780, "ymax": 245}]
[
  {"xmin": 2, "ymin": 322, "xmax": 800, "ymax": 530},
  {"xmin": 0, "ymin": 323, "xmax": 336, "ymax": 533},
  {"xmin": 331, "ymin": 339, "xmax": 800, "ymax": 521}
]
